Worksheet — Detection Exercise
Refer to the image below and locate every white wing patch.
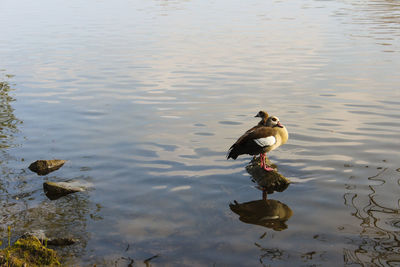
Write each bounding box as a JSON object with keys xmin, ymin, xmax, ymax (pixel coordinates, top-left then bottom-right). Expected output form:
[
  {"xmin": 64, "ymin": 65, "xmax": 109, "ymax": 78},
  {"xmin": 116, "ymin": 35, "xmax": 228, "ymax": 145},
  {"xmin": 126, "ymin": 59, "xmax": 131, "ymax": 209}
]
[{"xmin": 254, "ymin": 136, "xmax": 276, "ymax": 147}]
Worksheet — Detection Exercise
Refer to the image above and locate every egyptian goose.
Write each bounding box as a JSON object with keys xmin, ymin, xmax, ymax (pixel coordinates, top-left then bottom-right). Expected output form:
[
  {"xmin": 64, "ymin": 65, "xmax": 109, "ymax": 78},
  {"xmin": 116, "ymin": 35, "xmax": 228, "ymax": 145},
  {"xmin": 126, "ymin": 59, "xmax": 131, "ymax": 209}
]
[
  {"xmin": 245, "ymin": 110, "xmax": 269, "ymax": 133},
  {"xmin": 245, "ymin": 111, "xmax": 269, "ymax": 161},
  {"xmin": 227, "ymin": 116, "xmax": 288, "ymax": 171},
  {"xmin": 255, "ymin": 110, "xmax": 269, "ymax": 126}
]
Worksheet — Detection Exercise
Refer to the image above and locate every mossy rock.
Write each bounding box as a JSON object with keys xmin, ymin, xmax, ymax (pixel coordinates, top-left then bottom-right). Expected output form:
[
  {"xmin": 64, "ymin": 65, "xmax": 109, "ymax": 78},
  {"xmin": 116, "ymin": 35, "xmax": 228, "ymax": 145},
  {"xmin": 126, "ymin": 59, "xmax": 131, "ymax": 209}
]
[
  {"xmin": 22, "ymin": 230, "xmax": 78, "ymax": 247},
  {"xmin": 246, "ymin": 156, "xmax": 290, "ymax": 194},
  {"xmin": 0, "ymin": 235, "xmax": 60, "ymax": 266}
]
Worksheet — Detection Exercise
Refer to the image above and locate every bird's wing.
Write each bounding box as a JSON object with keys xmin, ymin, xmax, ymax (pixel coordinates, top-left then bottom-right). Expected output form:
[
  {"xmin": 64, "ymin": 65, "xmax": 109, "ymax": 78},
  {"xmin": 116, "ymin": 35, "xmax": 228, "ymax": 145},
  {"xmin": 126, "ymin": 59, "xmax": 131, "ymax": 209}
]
[
  {"xmin": 248, "ymin": 127, "xmax": 278, "ymax": 147},
  {"xmin": 253, "ymin": 136, "xmax": 276, "ymax": 147},
  {"xmin": 229, "ymin": 128, "xmax": 254, "ymax": 149},
  {"xmin": 229, "ymin": 126, "xmax": 276, "ymax": 150}
]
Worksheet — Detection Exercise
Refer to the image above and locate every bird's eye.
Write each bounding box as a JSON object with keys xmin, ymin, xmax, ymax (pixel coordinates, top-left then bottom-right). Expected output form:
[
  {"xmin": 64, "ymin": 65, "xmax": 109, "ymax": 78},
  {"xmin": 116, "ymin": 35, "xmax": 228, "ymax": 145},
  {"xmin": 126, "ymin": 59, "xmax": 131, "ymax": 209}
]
[{"xmin": 272, "ymin": 118, "xmax": 277, "ymax": 121}]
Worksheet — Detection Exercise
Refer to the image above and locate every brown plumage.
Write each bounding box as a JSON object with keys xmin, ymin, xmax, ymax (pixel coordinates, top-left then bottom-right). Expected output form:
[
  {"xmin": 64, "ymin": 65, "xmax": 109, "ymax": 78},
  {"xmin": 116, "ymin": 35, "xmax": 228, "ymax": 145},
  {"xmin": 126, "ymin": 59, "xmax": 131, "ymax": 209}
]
[
  {"xmin": 228, "ymin": 127, "xmax": 279, "ymax": 159},
  {"xmin": 227, "ymin": 116, "xmax": 288, "ymax": 171}
]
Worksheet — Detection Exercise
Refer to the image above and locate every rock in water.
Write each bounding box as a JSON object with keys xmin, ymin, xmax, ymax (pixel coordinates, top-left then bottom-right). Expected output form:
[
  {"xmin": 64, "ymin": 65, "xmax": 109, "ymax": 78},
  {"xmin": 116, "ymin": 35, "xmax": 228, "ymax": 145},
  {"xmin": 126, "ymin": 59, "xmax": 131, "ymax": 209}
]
[
  {"xmin": 47, "ymin": 238, "xmax": 77, "ymax": 246},
  {"xmin": 43, "ymin": 181, "xmax": 85, "ymax": 200},
  {"xmin": 22, "ymin": 231, "xmax": 78, "ymax": 246},
  {"xmin": 29, "ymin": 160, "xmax": 66, "ymax": 175},
  {"xmin": 246, "ymin": 156, "xmax": 290, "ymax": 194}
]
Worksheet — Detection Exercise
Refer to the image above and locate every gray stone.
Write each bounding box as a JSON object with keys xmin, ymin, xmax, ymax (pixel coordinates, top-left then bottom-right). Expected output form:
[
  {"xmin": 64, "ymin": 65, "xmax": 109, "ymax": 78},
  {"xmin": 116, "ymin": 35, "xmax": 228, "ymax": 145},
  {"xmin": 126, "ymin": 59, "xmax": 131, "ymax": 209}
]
[{"xmin": 43, "ymin": 181, "xmax": 85, "ymax": 200}]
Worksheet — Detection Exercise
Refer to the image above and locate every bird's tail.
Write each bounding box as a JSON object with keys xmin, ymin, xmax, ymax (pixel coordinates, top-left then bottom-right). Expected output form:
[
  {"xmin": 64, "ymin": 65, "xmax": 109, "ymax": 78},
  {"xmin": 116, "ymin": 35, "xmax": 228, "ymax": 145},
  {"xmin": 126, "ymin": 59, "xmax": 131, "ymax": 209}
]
[{"xmin": 227, "ymin": 146, "xmax": 239, "ymax": 160}]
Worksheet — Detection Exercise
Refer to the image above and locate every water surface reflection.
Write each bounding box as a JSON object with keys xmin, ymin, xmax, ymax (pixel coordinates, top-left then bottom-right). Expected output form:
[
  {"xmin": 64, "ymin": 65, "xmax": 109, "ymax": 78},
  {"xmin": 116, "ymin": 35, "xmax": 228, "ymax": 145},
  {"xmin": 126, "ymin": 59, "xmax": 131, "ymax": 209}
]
[
  {"xmin": 343, "ymin": 168, "xmax": 400, "ymax": 266},
  {"xmin": 335, "ymin": 0, "xmax": 400, "ymax": 52},
  {"xmin": 0, "ymin": 72, "xmax": 21, "ymax": 150},
  {"xmin": 230, "ymin": 199, "xmax": 293, "ymax": 231}
]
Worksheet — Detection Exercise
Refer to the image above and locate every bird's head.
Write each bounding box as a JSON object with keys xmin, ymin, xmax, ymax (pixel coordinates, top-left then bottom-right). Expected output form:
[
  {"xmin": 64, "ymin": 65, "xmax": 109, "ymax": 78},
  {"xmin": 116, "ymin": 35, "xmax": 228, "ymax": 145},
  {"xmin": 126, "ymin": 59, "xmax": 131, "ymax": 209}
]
[
  {"xmin": 267, "ymin": 116, "xmax": 283, "ymax": 128},
  {"xmin": 255, "ymin": 110, "xmax": 268, "ymax": 119}
]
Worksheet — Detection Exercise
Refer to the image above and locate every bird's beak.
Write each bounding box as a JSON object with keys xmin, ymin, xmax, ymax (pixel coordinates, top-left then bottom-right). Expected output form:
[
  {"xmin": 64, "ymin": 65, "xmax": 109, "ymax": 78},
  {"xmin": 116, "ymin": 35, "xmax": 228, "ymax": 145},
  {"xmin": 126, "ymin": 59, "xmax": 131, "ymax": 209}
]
[
  {"xmin": 255, "ymin": 114, "xmax": 260, "ymax": 118},
  {"xmin": 277, "ymin": 122, "xmax": 283, "ymax": 128}
]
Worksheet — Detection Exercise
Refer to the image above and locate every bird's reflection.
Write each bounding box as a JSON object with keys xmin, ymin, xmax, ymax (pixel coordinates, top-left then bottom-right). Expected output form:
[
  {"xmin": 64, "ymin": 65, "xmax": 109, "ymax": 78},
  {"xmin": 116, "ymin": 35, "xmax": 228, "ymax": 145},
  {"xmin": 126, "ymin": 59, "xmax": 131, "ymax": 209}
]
[
  {"xmin": 230, "ymin": 155, "xmax": 293, "ymax": 230},
  {"xmin": 230, "ymin": 198, "xmax": 293, "ymax": 231}
]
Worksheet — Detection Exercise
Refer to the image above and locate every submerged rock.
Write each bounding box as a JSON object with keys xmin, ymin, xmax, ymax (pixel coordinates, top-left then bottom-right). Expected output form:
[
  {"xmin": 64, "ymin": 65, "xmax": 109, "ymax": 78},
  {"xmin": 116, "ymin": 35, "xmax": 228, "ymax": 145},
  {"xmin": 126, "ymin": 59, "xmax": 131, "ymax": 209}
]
[
  {"xmin": 47, "ymin": 238, "xmax": 77, "ymax": 246},
  {"xmin": 246, "ymin": 156, "xmax": 290, "ymax": 194},
  {"xmin": 29, "ymin": 160, "xmax": 66, "ymax": 175},
  {"xmin": 22, "ymin": 231, "xmax": 78, "ymax": 246},
  {"xmin": 0, "ymin": 234, "xmax": 60, "ymax": 266},
  {"xmin": 43, "ymin": 181, "xmax": 85, "ymax": 200}
]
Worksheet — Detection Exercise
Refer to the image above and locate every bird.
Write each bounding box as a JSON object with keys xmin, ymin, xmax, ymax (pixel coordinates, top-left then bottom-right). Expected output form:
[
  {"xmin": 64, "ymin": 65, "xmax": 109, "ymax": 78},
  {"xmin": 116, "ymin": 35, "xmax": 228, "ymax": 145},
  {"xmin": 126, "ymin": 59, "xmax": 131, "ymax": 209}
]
[
  {"xmin": 245, "ymin": 110, "xmax": 269, "ymax": 133},
  {"xmin": 227, "ymin": 116, "xmax": 288, "ymax": 171},
  {"xmin": 255, "ymin": 110, "xmax": 269, "ymax": 126},
  {"xmin": 246, "ymin": 110, "xmax": 269, "ymax": 161}
]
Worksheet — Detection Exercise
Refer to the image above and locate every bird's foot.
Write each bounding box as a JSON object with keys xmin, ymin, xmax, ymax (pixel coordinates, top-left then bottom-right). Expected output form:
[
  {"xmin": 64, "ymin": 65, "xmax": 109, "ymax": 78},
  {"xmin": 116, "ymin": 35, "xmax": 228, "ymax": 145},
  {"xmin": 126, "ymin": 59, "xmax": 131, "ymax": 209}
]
[{"xmin": 263, "ymin": 165, "xmax": 274, "ymax": 172}]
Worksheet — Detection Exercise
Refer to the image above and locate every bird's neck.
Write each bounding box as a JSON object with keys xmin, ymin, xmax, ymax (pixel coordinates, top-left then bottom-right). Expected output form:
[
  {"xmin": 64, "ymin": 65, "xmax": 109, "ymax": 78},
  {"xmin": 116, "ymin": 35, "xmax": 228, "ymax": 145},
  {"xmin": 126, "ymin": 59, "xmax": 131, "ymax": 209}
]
[{"xmin": 258, "ymin": 118, "xmax": 268, "ymax": 126}]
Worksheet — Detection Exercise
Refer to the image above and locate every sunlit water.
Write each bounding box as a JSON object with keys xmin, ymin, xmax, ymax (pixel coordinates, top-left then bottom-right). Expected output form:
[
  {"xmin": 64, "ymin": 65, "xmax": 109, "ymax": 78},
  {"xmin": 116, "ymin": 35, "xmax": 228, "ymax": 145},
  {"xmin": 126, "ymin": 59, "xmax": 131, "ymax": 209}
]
[{"xmin": 1, "ymin": 0, "xmax": 400, "ymax": 266}]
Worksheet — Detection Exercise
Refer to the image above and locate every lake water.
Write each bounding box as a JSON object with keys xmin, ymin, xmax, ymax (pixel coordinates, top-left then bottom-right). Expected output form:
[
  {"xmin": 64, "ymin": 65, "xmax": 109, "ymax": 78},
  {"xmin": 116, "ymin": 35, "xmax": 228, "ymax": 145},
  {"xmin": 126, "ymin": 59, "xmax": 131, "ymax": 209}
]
[{"xmin": 1, "ymin": 0, "xmax": 400, "ymax": 266}]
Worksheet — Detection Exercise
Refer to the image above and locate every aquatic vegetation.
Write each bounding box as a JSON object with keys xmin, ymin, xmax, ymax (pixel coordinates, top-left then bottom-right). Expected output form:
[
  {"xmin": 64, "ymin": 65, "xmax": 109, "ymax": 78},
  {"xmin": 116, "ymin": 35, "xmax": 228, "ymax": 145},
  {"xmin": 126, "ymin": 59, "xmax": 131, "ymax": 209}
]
[{"xmin": 0, "ymin": 234, "xmax": 60, "ymax": 266}]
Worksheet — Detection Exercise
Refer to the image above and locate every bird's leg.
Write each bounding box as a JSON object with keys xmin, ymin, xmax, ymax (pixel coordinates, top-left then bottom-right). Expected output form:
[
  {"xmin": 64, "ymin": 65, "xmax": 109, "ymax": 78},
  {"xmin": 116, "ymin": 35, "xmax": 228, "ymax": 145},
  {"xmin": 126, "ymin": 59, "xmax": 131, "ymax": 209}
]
[
  {"xmin": 259, "ymin": 153, "xmax": 264, "ymax": 168},
  {"xmin": 262, "ymin": 153, "xmax": 274, "ymax": 172},
  {"xmin": 262, "ymin": 190, "xmax": 267, "ymax": 200}
]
